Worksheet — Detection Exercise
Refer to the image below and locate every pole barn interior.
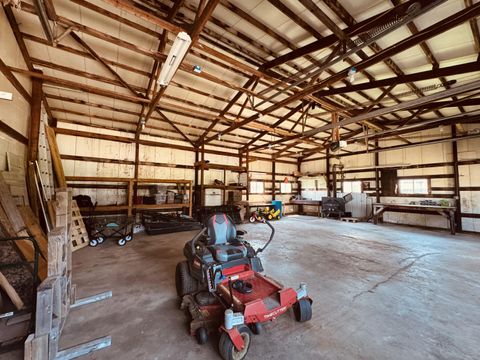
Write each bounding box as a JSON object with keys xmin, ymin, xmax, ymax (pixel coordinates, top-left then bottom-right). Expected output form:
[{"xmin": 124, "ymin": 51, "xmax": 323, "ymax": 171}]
[{"xmin": 0, "ymin": 0, "xmax": 479, "ymax": 359}]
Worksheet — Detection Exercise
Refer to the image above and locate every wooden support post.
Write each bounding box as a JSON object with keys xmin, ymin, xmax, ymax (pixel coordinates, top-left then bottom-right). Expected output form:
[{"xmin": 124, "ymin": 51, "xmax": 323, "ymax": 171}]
[
  {"xmin": 194, "ymin": 150, "xmax": 199, "ymax": 212},
  {"xmin": 375, "ymin": 139, "xmax": 380, "ymax": 203},
  {"xmin": 451, "ymin": 125, "xmax": 462, "ymax": 231},
  {"xmin": 27, "ymin": 74, "xmax": 43, "ymax": 216},
  {"xmin": 245, "ymin": 147, "xmax": 250, "ymax": 201},
  {"xmin": 133, "ymin": 141, "xmax": 140, "ymax": 214},
  {"xmin": 271, "ymin": 157, "xmax": 276, "ymax": 200},
  {"xmin": 127, "ymin": 180, "xmax": 134, "ymax": 217},
  {"xmin": 188, "ymin": 181, "xmax": 192, "ymax": 217},
  {"xmin": 297, "ymin": 160, "xmax": 302, "ymax": 197},
  {"xmin": 200, "ymin": 144, "xmax": 205, "ymax": 208},
  {"xmin": 326, "ymin": 149, "xmax": 331, "ymax": 197}
]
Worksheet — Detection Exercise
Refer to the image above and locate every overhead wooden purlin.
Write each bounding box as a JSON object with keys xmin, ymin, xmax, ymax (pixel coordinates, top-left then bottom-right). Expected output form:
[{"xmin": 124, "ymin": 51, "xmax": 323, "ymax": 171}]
[{"xmin": 2, "ymin": 0, "xmax": 480, "ymax": 161}]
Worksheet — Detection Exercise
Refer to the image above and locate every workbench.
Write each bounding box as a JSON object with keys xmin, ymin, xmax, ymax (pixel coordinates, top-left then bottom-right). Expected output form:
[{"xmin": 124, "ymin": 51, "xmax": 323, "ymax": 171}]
[
  {"xmin": 372, "ymin": 203, "xmax": 458, "ymax": 235},
  {"xmin": 289, "ymin": 199, "xmax": 322, "ymax": 217}
]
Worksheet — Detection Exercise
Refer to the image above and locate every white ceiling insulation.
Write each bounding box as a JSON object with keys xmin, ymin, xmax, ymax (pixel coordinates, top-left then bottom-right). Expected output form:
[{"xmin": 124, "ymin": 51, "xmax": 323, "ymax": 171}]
[{"xmin": 3, "ymin": 0, "xmax": 479, "ymax": 159}]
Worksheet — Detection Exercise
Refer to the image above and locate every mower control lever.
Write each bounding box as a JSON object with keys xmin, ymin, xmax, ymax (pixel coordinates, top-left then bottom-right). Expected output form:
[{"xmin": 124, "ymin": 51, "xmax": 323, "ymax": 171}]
[
  {"xmin": 256, "ymin": 219, "xmax": 275, "ymax": 254},
  {"xmin": 191, "ymin": 227, "xmax": 207, "ymax": 255}
]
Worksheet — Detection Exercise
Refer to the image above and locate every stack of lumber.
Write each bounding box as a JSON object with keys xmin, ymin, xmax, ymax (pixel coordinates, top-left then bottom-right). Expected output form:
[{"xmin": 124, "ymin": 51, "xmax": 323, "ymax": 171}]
[
  {"xmin": 0, "ymin": 173, "xmax": 48, "ymax": 280},
  {"xmin": 1, "ymin": 153, "xmax": 29, "ymax": 206}
]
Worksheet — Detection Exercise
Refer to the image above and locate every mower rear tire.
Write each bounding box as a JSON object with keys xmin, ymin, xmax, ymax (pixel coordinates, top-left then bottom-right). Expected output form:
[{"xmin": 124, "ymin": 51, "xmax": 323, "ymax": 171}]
[
  {"xmin": 219, "ymin": 325, "xmax": 252, "ymax": 360},
  {"xmin": 294, "ymin": 298, "xmax": 312, "ymax": 322},
  {"xmin": 175, "ymin": 261, "xmax": 198, "ymax": 297},
  {"xmin": 196, "ymin": 327, "xmax": 208, "ymax": 345}
]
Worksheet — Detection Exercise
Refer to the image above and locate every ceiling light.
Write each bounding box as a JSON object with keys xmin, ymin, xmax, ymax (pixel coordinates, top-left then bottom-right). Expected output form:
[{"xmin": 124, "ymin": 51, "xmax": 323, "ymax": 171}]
[
  {"xmin": 193, "ymin": 65, "xmax": 202, "ymax": 73},
  {"xmin": 347, "ymin": 66, "xmax": 357, "ymax": 83},
  {"xmin": 140, "ymin": 119, "xmax": 146, "ymax": 130},
  {"xmin": 157, "ymin": 32, "xmax": 191, "ymax": 87},
  {"xmin": 217, "ymin": 133, "xmax": 221, "ymax": 140}
]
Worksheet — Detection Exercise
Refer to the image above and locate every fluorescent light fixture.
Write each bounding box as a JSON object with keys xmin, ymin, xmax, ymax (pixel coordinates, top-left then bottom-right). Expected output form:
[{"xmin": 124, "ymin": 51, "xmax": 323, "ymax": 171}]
[{"xmin": 157, "ymin": 32, "xmax": 191, "ymax": 87}]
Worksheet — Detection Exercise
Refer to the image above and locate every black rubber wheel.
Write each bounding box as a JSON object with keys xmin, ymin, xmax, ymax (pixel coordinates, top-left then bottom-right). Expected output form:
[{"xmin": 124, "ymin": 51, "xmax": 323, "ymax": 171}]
[
  {"xmin": 117, "ymin": 238, "xmax": 127, "ymax": 246},
  {"xmin": 294, "ymin": 298, "xmax": 312, "ymax": 322},
  {"xmin": 219, "ymin": 325, "xmax": 252, "ymax": 360},
  {"xmin": 175, "ymin": 261, "xmax": 198, "ymax": 297},
  {"xmin": 96, "ymin": 236, "xmax": 105, "ymax": 244},
  {"xmin": 89, "ymin": 239, "xmax": 98, "ymax": 247},
  {"xmin": 250, "ymin": 322, "xmax": 262, "ymax": 335},
  {"xmin": 196, "ymin": 327, "xmax": 208, "ymax": 345}
]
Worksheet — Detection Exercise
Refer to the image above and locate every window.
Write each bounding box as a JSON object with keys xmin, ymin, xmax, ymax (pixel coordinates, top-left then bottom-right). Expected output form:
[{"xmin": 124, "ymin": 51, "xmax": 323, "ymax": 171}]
[
  {"xmin": 280, "ymin": 182, "xmax": 292, "ymax": 194},
  {"xmin": 343, "ymin": 180, "xmax": 362, "ymax": 193},
  {"xmin": 398, "ymin": 179, "xmax": 429, "ymax": 195},
  {"xmin": 250, "ymin": 181, "xmax": 264, "ymax": 194}
]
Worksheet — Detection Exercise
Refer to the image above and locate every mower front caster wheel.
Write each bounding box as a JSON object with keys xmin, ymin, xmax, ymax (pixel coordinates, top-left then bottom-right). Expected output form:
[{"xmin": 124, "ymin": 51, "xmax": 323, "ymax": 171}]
[
  {"xmin": 117, "ymin": 238, "xmax": 127, "ymax": 246},
  {"xmin": 196, "ymin": 327, "xmax": 208, "ymax": 345},
  {"xmin": 219, "ymin": 325, "xmax": 252, "ymax": 360},
  {"xmin": 294, "ymin": 298, "xmax": 312, "ymax": 322},
  {"xmin": 89, "ymin": 239, "xmax": 98, "ymax": 247},
  {"xmin": 249, "ymin": 322, "xmax": 262, "ymax": 335}
]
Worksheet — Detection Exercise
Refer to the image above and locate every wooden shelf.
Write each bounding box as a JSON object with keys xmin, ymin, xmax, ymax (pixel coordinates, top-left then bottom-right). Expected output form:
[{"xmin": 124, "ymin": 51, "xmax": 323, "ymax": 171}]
[
  {"xmin": 203, "ymin": 185, "xmax": 247, "ymax": 190},
  {"xmin": 67, "ymin": 176, "xmax": 192, "ymax": 216},
  {"xmin": 194, "ymin": 161, "xmax": 246, "ymax": 172},
  {"xmin": 80, "ymin": 203, "xmax": 188, "ymax": 213}
]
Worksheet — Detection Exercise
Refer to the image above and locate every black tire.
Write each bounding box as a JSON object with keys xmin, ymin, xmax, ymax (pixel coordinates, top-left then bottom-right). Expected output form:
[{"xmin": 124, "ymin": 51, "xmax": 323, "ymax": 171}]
[
  {"xmin": 89, "ymin": 239, "xmax": 98, "ymax": 247},
  {"xmin": 250, "ymin": 322, "xmax": 262, "ymax": 335},
  {"xmin": 219, "ymin": 325, "xmax": 252, "ymax": 360},
  {"xmin": 196, "ymin": 327, "xmax": 208, "ymax": 345},
  {"xmin": 175, "ymin": 261, "xmax": 198, "ymax": 297},
  {"xmin": 97, "ymin": 236, "xmax": 105, "ymax": 244},
  {"xmin": 294, "ymin": 298, "xmax": 312, "ymax": 322},
  {"xmin": 118, "ymin": 238, "xmax": 127, "ymax": 246}
]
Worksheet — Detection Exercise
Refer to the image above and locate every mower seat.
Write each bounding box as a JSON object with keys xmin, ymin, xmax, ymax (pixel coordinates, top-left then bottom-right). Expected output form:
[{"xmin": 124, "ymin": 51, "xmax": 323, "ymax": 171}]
[
  {"xmin": 210, "ymin": 244, "xmax": 247, "ymax": 262},
  {"xmin": 206, "ymin": 213, "xmax": 247, "ymax": 263}
]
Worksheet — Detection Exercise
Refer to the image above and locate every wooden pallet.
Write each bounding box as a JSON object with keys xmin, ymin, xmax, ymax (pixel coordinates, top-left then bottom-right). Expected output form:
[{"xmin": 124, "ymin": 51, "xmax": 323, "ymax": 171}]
[
  {"xmin": 341, "ymin": 217, "xmax": 360, "ymax": 223},
  {"xmin": 70, "ymin": 200, "xmax": 89, "ymax": 251}
]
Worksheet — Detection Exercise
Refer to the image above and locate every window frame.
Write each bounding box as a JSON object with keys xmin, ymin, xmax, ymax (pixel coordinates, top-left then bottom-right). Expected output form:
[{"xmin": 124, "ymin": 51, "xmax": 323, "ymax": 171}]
[
  {"xmin": 280, "ymin": 182, "xmax": 292, "ymax": 194},
  {"xmin": 397, "ymin": 178, "xmax": 431, "ymax": 195},
  {"xmin": 249, "ymin": 180, "xmax": 264, "ymax": 194},
  {"xmin": 342, "ymin": 180, "xmax": 363, "ymax": 193}
]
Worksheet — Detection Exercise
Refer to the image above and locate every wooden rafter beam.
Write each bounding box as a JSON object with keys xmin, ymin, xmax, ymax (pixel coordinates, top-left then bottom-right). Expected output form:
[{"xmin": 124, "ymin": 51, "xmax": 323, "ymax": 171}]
[
  {"xmin": 3, "ymin": 4, "xmax": 55, "ymax": 124},
  {"xmin": 66, "ymin": 31, "xmax": 194, "ymax": 146},
  {"xmin": 253, "ymin": 79, "xmax": 480, "ymax": 153},
  {"xmin": 314, "ymin": 61, "xmax": 480, "ymax": 98},
  {"xmin": 138, "ymin": 0, "xmax": 220, "ymax": 137},
  {"xmin": 0, "ymin": 58, "xmax": 31, "ymax": 103},
  {"xmin": 254, "ymin": 3, "xmax": 480, "ymax": 120},
  {"xmin": 135, "ymin": 0, "xmax": 185, "ymax": 137},
  {"xmin": 465, "ymin": 0, "xmax": 480, "ymax": 53}
]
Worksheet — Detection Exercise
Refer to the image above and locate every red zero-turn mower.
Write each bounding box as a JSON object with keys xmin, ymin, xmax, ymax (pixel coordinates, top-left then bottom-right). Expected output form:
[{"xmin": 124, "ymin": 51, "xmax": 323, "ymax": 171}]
[{"xmin": 175, "ymin": 213, "xmax": 312, "ymax": 360}]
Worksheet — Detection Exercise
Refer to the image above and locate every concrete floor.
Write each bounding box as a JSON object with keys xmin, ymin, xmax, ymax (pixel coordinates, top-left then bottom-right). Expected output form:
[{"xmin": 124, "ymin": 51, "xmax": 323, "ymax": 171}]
[{"xmin": 3, "ymin": 216, "xmax": 480, "ymax": 360}]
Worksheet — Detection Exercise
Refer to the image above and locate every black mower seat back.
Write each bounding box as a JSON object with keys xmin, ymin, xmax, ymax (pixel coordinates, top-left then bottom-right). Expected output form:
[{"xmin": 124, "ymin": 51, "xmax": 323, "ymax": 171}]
[{"xmin": 206, "ymin": 213, "xmax": 247, "ymax": 262}]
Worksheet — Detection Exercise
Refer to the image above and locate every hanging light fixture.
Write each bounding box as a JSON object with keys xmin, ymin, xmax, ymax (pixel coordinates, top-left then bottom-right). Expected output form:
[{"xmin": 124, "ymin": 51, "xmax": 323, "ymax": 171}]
[
  {"xmin": 347, "ymin": 66, "xmax": 357, "ymax": 83},
  {"xmin": 157, "ymin": 32, "xmax": 192, "ymax": 87}
]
